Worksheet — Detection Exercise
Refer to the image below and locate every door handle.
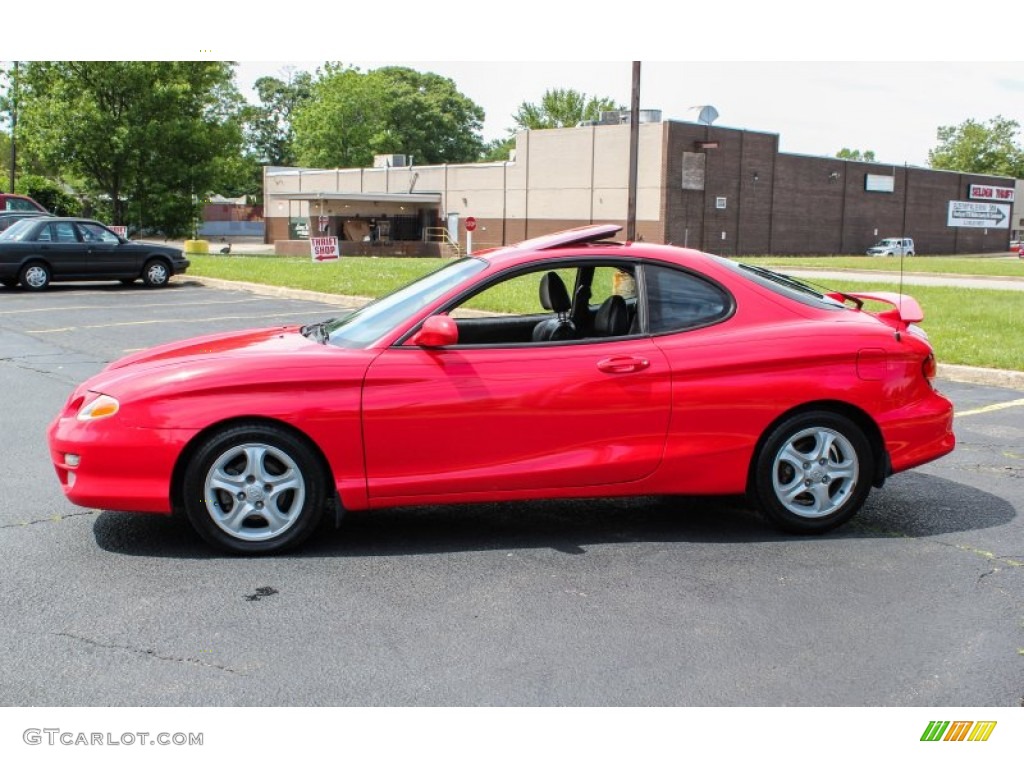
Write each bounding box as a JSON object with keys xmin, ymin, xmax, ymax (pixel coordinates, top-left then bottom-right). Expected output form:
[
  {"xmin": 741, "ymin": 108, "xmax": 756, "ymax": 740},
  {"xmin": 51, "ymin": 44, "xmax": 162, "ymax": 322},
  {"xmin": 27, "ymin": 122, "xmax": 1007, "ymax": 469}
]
[{"xmin": 597, "ymin": 356, "xmax": 650, "ymax": 374}]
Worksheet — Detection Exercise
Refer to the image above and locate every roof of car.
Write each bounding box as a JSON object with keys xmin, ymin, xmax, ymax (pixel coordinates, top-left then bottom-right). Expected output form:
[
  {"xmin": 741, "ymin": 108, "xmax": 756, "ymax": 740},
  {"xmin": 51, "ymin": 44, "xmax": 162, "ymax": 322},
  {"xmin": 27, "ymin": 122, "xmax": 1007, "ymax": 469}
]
[{"xmin": 474, "ymin": 224, "xmax": 718, "ymax": 272}]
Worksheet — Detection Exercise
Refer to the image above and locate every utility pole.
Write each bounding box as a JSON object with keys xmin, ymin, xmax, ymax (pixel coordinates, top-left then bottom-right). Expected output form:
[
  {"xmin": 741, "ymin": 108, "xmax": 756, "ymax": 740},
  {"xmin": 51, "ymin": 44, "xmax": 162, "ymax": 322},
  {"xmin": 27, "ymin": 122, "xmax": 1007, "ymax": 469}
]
[
  {"xmin": 626, "ymin": 61, "xmax": 641, "ymax": 241},
  {"xmin": 7, "ymin": 61, "xmax": 17, "ymax": 194}
]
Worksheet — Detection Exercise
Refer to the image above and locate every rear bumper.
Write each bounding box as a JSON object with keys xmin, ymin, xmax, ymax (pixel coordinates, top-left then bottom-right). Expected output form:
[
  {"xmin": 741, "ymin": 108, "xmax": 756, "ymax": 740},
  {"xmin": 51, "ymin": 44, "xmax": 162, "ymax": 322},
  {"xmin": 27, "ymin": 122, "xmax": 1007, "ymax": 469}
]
[{"xmin": 881, "ymin": 388, "xmax": 956, "ymax": 474}]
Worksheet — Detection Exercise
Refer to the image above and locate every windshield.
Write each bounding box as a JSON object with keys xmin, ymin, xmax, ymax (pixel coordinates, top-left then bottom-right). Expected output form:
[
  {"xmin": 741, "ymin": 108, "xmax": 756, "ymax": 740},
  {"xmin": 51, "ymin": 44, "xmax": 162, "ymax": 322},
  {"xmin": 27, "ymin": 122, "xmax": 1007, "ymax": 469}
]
[
  {"xmin": 325, "ymin": 257, "xmax": 488, "ymax": 348},
  {"xmin": 0, "ymin": 218, "xmax": 37, "ymax": 241}
]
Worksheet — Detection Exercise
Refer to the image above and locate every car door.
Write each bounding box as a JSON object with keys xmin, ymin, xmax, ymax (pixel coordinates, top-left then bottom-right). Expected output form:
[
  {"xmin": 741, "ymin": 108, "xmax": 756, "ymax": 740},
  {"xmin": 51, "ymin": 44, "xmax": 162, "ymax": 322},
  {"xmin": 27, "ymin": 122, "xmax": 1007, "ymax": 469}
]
[
  {"xmin": 34, "ymin": 221, "xmax": 91, "ymax": 278},
  {"xmin": 77, "ymin": 222, "xmax": 134, "ymax": 277},
  {"xmin": 360, "ymin": 262, "xmax": 672, "ymax": 501}
]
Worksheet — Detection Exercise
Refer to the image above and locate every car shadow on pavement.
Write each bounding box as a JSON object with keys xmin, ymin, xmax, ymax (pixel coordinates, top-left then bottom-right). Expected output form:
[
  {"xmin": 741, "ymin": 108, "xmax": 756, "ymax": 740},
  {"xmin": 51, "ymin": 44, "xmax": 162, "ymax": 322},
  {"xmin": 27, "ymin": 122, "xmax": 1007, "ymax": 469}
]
[{"xmin": 91, "ymin": 472, "xmax": 1015, "ymax": 560}]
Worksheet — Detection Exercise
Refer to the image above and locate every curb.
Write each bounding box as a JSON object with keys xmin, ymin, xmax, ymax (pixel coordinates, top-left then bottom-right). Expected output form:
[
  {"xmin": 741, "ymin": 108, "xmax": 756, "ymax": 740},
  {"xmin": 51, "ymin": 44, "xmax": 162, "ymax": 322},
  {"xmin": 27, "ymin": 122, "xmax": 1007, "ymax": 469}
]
[
  {"xmin": 184, "ymin": 275, "xmax": 1024, "ymax": 392},
  {"xmin": 937, "ymin": 364, "xmax": 1024, "ymax": 392},
  {"xmin": 184, "ymin": 276, "xmax": 373, "ymax": 310}
]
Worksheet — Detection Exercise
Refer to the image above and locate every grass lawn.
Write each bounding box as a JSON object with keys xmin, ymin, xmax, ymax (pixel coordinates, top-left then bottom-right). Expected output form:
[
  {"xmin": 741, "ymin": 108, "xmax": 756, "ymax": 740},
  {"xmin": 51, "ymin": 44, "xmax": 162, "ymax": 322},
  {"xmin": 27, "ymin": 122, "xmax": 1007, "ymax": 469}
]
[
  {"xmin": 738, "ymin": 255, "xmax": 1024, "ymax": 278},
  {"xmin": 189, "ymin": 254, "xmax": 1024, "ymax": 371},
  {"xmin": 190, "ymin": 254, "xmax": 441, "ymax": 298}
]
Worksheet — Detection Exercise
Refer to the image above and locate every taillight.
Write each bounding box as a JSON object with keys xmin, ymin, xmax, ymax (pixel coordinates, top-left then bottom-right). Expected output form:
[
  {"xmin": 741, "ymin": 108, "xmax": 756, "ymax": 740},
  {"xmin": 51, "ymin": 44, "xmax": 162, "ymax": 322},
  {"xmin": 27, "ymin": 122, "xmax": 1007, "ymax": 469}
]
[{"xmin": 922, "ymin": 353, "xmax": 937, "ymax": 381}]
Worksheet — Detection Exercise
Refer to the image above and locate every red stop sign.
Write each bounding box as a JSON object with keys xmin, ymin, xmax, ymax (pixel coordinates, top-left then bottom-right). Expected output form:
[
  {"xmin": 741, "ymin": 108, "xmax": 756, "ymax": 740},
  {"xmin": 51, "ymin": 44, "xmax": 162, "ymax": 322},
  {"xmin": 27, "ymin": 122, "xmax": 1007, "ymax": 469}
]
[{"xmin": 465, "ymin": 216, "xmax": 477, "ymax": 232}]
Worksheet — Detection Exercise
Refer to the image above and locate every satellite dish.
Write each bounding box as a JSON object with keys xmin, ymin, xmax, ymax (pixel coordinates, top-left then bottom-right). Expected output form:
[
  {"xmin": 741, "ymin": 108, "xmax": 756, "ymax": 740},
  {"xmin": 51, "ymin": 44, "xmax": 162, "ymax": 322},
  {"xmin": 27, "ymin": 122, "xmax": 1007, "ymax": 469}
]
[{"xmin": 690, "ymin": 105, "xmax": 719, "ymax": 126}]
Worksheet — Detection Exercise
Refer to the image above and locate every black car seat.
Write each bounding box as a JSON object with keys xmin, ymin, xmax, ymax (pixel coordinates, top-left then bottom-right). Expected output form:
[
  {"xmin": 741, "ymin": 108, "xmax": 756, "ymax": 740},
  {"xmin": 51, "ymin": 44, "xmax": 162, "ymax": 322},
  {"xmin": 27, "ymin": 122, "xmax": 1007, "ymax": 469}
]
[
  {"xmin": 593, "ymin": 295, "xmax": 629, "ymax": 337},
  {"xmin": 532, "ymin": 272, "xmax": 576, "ymax": 342},
  {"xmin": 570, "ymin": 283, "xmax": 593, "ymax": 336}
]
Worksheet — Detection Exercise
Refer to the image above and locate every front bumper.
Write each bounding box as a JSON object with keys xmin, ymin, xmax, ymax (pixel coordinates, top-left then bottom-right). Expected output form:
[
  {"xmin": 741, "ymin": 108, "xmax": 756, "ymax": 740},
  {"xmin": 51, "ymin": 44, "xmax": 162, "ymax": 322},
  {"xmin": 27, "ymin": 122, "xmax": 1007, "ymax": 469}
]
[{"xmin": 48, "ymin": 414, "xmax": 197, "ymax": 514}]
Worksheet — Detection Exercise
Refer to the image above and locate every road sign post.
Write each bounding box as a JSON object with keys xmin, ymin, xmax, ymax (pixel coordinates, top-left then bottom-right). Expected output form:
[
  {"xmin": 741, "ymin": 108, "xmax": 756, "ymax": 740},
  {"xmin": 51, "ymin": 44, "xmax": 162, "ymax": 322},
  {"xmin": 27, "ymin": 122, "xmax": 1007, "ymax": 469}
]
[{"xmin": 465, "ymin": 216, "xmax": 476, "ymax": 255}]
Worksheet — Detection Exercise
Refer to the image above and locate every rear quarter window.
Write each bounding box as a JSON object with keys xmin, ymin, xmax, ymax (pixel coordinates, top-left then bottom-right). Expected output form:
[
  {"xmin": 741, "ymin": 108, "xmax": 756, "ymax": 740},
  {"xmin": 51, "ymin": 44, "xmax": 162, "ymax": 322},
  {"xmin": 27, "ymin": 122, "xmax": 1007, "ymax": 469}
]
[{"xmin": 644, "ymin": 264, "xmax": 731, "ymax": 333}]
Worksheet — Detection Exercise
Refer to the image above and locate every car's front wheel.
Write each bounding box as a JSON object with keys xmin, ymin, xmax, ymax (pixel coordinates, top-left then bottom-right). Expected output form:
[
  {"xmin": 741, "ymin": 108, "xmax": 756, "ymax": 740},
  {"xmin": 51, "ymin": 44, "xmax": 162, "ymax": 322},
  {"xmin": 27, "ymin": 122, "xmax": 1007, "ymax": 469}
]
[
  {"xmin": 142, "ymin": 258, "xmax": 170, "ymax": 287},
  {"xmin": 182, "ymin": 424, "xmax": 327, "ymax": 554},
  {"xmin": 19, "ymin": 262, "xmax": 51, "ymax": 291},
  {"xmin": 751, "ymin": 411, "xmax": 873, "ymax": 534}
]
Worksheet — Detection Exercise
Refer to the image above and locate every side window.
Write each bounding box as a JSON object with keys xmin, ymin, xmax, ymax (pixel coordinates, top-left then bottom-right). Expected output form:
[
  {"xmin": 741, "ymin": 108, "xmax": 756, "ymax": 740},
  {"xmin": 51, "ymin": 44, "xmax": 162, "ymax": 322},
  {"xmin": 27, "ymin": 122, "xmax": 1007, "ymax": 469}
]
[
  {"xmin": 644, "ymin": 265, "xmax": 730, "ymax": 333},
  {"xmin": 446, "ymin": 266, "xmax": 578, "ymax": 346},
  {"xmin": 78, "ymin": 223, "xmax": 120, "ymax": 244},
  {"xmin": 581, "ymin": 265, "xmax": 638, "ymax": 338},
  {"xmin": 11, "ymin": 199, "xmax": 37, "ymax": 212},
  {"xmin": 439, "ymin": 262, "xmax": 645, "ymax": 346},
  {"xmin": 36, "ymin": 224, "xmax": 54, "ymax": 242},
  {"xmin": 54, "ymin": 222, "xmax": 79, "ymax": 243},
  {"xmin": 458, "ymin": 267, "xmax": 575, "ymax": 316}
]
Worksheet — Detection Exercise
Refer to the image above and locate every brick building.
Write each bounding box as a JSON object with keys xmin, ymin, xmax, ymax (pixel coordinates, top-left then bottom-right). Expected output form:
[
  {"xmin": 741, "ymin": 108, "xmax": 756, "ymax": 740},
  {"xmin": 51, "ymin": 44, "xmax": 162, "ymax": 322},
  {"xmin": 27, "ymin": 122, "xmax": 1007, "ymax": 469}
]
[{"xmin": 263, "ymin": 117, "xmax": 1018, "ymax": 256}]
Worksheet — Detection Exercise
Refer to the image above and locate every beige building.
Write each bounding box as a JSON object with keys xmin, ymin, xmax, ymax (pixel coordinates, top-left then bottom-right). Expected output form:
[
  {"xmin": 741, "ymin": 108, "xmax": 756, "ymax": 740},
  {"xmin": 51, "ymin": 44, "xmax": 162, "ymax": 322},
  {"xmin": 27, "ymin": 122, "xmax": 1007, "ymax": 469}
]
[{"xmin": 264, "ymin": 120, "xmax": 665, "ymax": 256}]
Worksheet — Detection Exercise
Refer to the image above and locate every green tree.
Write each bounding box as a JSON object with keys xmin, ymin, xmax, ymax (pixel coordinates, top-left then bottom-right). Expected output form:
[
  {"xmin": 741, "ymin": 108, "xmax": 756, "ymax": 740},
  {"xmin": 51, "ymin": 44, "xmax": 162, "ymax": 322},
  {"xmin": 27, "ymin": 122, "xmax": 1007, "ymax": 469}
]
[
  {"xmin": 16, "ymin": 62, "xmax": 246, "ymax": 236},
  {"xmin": 836, "ymin": 148, "xmax": 876, "ymax": 162},
  {"xmin": 14, "ymin": 173, "xmax": 82, "ymax": 216},
  {"xmin": 244, "ymin": 69, "xmax": 313, "ymax": 166},
  {"xmin": 513, "ymin": 88, "xmax": 620, "ymax": 130},
  {"xmin": 292, "ymin": 65, "xmax": 485, "ymax": 169},
  {"xmin": 927, "ymin": 116, "xmax": 1024, "ymax": 177},
  {"xmin": 480, "ymin": 136, "xmax": 516, "ymax": 162},
  {"xmin": 0, "ymin": 130, "xmax": 9, "ymax": 191}
]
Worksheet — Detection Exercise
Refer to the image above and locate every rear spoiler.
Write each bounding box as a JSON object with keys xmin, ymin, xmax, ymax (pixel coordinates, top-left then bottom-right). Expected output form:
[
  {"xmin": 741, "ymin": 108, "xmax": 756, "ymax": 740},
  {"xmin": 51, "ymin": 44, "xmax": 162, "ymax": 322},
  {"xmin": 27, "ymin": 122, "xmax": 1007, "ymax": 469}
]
[{"xmin": 827, "ymin": 291, "xmax": 924, "ymax": 328}]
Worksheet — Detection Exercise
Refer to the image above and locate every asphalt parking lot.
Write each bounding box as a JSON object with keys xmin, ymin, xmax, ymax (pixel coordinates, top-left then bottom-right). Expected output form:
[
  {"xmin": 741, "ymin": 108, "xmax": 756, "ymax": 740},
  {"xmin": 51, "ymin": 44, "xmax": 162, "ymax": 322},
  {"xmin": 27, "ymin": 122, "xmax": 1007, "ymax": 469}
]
[{"xmin": 0, "ymin": 279, "xmax": 1021, "ymax": 706}]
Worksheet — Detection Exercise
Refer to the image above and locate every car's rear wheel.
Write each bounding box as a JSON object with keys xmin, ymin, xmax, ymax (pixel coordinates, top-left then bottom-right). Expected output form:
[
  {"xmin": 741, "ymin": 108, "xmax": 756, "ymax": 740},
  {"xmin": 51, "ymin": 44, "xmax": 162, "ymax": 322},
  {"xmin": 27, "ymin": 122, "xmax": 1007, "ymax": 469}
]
[
  {"xmin": 182, "ymin": 424, "xmax": 326, "ymax": 554},
  {"xmin": 142, "ymin": 258, "xmax": 170, "ymax": 287},
  {"xmin": 751, "ymin": 411, "xmax": 873, "ymax": 534},
  {"xmin": 19, "ymin": 262, "xmax": 50, "ymax": 291}
]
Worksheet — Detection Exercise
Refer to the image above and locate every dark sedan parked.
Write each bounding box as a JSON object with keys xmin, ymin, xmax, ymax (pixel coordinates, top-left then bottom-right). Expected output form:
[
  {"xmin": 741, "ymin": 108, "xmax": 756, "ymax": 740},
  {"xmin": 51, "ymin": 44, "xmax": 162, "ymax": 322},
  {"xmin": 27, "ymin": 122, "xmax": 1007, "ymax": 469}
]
[{"xmin": 0, "ymin": 217, "xmax": 189, "ymax": 290}]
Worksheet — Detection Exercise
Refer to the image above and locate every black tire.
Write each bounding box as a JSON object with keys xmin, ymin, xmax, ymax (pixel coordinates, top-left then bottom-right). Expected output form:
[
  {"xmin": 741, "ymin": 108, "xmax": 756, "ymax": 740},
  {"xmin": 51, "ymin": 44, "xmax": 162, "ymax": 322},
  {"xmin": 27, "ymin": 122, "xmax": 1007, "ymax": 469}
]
[
  {"xmin": 751, "ymin": 411, "xmax": 873, "ymax": 534},
  {"xmin": 19, "ymin": 262, "xmax": 51, "ymax": 291},
  {"xmin": 182, "ymin": 423, "xmax": 327, "ymax": 554},
  {"xmin": 141, "ymin": 258, "xmax": 171, "ymax": 287},
  {"xmin": 1, "ymin": 278, "xmax": 17, "ymax": 288}
]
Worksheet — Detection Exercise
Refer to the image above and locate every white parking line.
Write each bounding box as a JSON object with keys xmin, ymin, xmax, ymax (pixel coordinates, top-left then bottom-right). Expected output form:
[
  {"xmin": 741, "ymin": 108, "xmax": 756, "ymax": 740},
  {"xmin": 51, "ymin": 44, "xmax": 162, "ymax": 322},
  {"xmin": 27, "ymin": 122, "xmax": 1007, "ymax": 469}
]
[
  {"xmin": 956, "ymin": 398, "xmax": 1024, "ymax": 418},
  {"xmin": 26, "ymin": 312, "xmax": 318, "ymax": 334},
  {"xmin": 0, "ymin": 297, "xmax": 271, "ymax": 316}
]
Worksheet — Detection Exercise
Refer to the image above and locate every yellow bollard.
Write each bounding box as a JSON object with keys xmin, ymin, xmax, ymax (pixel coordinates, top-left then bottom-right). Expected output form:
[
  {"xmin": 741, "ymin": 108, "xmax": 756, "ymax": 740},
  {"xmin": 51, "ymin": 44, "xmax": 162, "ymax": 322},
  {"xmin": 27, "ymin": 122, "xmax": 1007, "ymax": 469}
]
[{"xmin": 184, "ymin": 239, "xmax": 210, "ymax": 255}]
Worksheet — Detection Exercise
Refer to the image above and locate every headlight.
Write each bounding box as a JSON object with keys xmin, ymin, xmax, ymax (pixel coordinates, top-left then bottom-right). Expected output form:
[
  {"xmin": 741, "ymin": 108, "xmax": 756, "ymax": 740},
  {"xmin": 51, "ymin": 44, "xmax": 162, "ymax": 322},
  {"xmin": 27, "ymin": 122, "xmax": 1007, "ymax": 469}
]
[{"xmin": 76, "ymin": 393, "xmax": 120, "ymax": 421}]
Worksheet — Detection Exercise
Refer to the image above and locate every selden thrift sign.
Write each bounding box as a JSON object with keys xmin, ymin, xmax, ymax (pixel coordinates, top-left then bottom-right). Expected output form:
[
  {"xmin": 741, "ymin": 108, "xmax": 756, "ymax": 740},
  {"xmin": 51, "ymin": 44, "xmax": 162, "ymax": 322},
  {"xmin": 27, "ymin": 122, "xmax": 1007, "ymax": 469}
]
[{"xmin": 310, "ymin": 236, "xmax": 340, "ymax": 262}]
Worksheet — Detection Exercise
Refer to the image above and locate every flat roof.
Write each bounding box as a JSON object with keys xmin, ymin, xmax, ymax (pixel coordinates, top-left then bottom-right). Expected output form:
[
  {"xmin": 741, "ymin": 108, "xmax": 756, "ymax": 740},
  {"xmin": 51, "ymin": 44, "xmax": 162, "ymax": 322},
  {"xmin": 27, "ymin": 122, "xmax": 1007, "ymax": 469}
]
[{"xmin": 268, "ymin": 192, "xmax": 442, "ymax": 205}]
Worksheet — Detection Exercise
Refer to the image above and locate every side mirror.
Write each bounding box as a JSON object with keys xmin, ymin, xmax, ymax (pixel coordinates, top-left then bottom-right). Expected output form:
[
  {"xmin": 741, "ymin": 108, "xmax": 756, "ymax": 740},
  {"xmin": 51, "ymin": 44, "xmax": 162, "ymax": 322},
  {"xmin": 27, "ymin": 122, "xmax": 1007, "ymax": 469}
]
[{"xmin": 410, "ymin": 315, "xmax": 458, "ymax": 348}]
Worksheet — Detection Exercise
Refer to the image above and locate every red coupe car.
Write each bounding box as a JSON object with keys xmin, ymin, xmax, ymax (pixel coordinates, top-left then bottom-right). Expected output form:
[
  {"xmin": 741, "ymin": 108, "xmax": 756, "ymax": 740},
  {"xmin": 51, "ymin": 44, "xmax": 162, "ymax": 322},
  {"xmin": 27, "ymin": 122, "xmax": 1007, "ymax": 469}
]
[{"xmin": 48, "ymin": 225, "xmax": 955, "ymax": 554}]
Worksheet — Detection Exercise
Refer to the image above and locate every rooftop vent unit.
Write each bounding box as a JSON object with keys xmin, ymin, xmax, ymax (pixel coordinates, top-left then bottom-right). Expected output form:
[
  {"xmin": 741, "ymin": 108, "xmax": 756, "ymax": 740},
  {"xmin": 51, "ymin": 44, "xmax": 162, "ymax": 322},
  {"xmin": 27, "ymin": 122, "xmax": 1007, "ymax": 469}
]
[
  {"xmin": 373, "ymin": 154, "xmax": 408, "ymax": 168},
  {"xmin": 598, "ymin": 109, "xmax": 663, "ymax": 125}
]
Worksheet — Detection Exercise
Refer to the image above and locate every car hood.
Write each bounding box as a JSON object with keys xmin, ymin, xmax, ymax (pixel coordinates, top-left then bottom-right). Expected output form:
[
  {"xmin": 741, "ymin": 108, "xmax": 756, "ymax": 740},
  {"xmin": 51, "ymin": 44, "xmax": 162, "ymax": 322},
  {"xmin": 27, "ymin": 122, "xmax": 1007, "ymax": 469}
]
[
  {"xmin": 78, "ymin": 325, "xmax": 374, "ymax": 408},
  {"xmin": 106, "ymin": 326, "xmax": 311, "ymax": 371}
]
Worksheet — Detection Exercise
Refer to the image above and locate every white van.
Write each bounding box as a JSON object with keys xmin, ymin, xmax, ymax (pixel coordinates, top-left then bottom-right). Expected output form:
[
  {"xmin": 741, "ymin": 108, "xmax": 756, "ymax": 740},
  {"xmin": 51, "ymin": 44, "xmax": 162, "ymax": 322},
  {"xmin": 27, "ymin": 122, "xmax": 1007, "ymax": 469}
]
[{"xmin": 867, "ymin": 238, "xmax": 915, "ymax": 256}]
